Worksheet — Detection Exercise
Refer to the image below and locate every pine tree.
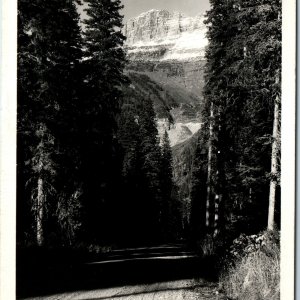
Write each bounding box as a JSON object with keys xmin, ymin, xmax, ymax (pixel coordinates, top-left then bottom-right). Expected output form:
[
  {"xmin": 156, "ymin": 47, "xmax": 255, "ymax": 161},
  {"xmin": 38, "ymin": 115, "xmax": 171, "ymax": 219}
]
[
  {"xmin": 116, "ymin": 89, "xmax": 142, "ymax": 241},
  {"xmin": 202, "ymin": 0, "xmax": 281, "ymax": 236},
  {"xmin": 206, "ymin": 102, "xmax": 213, "ymax": 229},
  {"xmin": 81, "ymin": 0, "xmax": 127, "ymax": 241},
  {"xmin": 48, "ymin": 0, "xmax": 84, "ymax": 245},
  {"xmin": 238, "ymin": 1, "xmax": 281, "ymax": 230},
  {"xmin": 18, "ymin": 0, "xmax": 84, "ymax": 245},
  {"xmin": 190, "ymin": 135, "xmax": 208, "ymax": 239},
  {"xmin": 118, "ymin": 86, "xmax": 164, "ymax": 241},
  {"xmin": 203, "ymin": 0, "xmax": 237, "ymax": 236},
  {"xmin": 30, "ymin": 124, "xmax": 58, "ymax": 246},
  {"xmin": 160, "ymin": 130, "xmax": 174, "ymax": 236},
  {"xmin": 231, "ymin": 0, "xmax": 281, "ymax": 232},
  {"xmin": 138, "ymin": 96, "xmax": 163, "ymax": 238},
  {"xmin": 268, "ymin": 90, "xmax": 280, "ymax": 231}
]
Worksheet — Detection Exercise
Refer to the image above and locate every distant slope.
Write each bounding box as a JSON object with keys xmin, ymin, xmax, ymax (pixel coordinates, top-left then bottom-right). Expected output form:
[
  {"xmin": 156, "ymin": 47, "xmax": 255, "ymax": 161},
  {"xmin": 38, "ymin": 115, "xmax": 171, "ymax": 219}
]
[
  {"xmin": 172, "ymin": 131, "xmax": 200, "ymax": 202},
  {"xmin": 126, "ymin": 71, "xmax": 203, "ymax": 146},
  {"xmin": 125, "ymin": 71, "xmax": 203, "ymax": 120},
  {"xmin": 127, "ymin": 60, "xmax": 205, "ymax": 99},
  {"xmin": 123, "ymin": 9, "xmax": 207, "ymax": 216},
  {"xmin": 125, "ymin": 71, "xmax": 175, "ymax": 121}
]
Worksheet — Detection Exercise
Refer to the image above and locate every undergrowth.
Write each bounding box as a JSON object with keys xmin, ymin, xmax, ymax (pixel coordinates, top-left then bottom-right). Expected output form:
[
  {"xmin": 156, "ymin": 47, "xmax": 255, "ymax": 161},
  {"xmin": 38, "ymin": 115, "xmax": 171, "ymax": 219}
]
[{"xmin": 219, "ymin": 230, "xmax": 280, "ymax": 300}]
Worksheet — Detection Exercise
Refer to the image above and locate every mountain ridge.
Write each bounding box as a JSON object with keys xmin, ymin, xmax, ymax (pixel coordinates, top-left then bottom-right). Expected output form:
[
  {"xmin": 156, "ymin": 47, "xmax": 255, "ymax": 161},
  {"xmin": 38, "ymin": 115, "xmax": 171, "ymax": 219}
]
[
  {"xmin": 123, "ymin": 9, "xmax": 206, "ymax": 146},
  {"xmin": 123, "ymin": 8, "xmax": 207, "ymax": 218},
  {"xmin": 123, "ymin": 9, "xmax": 207, "ymax": 62}
]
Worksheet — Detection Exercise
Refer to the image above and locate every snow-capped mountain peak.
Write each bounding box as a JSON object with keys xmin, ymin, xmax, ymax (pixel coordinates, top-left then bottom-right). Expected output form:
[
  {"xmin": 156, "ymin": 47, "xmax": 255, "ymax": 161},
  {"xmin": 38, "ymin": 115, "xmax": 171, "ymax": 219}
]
[{"xmin": 123, "ymin": 9, "xmax": 207, "ymax": 61}]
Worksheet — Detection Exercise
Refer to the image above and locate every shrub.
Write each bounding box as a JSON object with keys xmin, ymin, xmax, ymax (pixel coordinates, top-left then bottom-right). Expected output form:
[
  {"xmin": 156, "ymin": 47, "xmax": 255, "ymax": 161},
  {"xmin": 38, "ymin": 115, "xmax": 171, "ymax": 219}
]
[
  {"xmin": 87, "ymin": 244, "xmax": 112, "ymax": 254},
  {"xmin": 220, "ymin": 230, "xmax": 280, "ymax": 300},
  {"xmin": 198, "ymin": 234, "xmax": 215, "ymax": 257}
]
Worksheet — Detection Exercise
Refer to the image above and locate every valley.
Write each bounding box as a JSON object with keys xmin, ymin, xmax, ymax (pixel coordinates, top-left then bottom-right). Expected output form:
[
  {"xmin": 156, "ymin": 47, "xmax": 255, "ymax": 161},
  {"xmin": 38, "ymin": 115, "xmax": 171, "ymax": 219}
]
[{"xmin": 123, "ymin": 9, "xmax": 207, "ymax": 220}]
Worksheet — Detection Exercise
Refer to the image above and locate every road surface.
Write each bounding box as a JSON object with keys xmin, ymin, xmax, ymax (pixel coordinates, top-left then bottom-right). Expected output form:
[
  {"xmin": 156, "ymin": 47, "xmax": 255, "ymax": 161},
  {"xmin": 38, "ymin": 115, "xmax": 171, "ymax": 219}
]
[{"xmin": 18, "ymin": 244, "xmax": 225, "ymax": 300}]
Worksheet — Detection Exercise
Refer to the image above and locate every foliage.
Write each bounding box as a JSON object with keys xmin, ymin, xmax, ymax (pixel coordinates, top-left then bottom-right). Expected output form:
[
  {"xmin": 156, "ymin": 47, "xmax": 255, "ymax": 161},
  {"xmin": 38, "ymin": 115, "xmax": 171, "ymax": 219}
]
[
  {"xmin": 225, "ymin": 230, "xmax": 280, "ymax": 267},
  {"xmin": 199, "ymin": 0, "xmax": 281, "ymax": 236},
  {"xmin": 86, "ymin": 244, "xmax": 113, "ymax": 254},
  {"xmin": 189, "ymin": 133, "xmax": 208, "ymax": 238},
  {"xmin": 17, "ymin": 0, "xmax": 281, "ymax": 252},
  {"xmin": 220, "ymin": 231, "xmax": 280, "ymax": 300},
  {"xmin": 160, "ymin": 130, "xmax": 179, "ymax": 238},
  {"xmin": 56, "ymin": 187, "xmax": 83, "ymax": 245},
  {"xmin": 197, "ymin": 234, "xmax": 215, "ymax": 258},
  {"xmin": 18, "ymin": 0, "xmax": 84, "ymax": 246},
  {"xmin": 78, "ymin": 0, "xmax": 128, "ymax": 241},
  {"xmin": 117, "ymin": 82, "xmax": 176, "ymax": 241}
]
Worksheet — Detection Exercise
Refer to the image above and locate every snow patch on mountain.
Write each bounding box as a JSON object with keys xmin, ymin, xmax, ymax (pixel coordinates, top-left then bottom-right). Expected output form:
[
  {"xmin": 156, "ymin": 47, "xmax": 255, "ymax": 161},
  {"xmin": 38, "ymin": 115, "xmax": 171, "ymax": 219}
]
[
  {"xmin": 124, "ymin": 10, "xmax": 206, "ymax": 146},
  {"xmin": 157, "ymin": 119, "xmax": 202, "ymax": 147},
  {"xmin": 123, "ymin": 10, "xmax": 207, "ymax": 61}
]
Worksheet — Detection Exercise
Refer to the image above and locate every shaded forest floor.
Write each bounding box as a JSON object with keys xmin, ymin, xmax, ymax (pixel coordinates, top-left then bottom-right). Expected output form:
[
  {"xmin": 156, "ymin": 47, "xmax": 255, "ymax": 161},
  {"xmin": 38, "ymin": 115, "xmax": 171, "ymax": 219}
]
[{"xmin": 17, "ymin": 244, "xmax": 225, "ymax": 300}]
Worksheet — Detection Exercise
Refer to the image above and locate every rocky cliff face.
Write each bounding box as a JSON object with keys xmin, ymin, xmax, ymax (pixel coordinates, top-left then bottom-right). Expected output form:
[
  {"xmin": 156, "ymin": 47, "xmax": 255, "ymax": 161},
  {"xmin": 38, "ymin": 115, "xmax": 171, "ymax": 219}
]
[
  {"xmin": 123, "ymin": 9, "xmax": 207, "ymax": 147},
  {"xmin": 124, "ymin": 10, "xmax": 207, "ymax": 225},
  {"xmin": 123, "ymin": 9, "xmax": 207, "ymax": 222},
  {"xmin": 123, "ymin": 9, "xmax": 207, "ymax": 61}
]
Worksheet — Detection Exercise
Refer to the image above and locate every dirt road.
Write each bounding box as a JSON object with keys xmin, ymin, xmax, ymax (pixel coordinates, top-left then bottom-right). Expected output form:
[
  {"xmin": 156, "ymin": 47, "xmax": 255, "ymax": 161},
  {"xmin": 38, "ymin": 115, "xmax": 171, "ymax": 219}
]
[
  {"xmin": 22, "ymin": 279, "xmax": 222, "ymax": 300},
  {"xmin": 18, "ymin": 245, "xmax": 224, "ymax": 300}
]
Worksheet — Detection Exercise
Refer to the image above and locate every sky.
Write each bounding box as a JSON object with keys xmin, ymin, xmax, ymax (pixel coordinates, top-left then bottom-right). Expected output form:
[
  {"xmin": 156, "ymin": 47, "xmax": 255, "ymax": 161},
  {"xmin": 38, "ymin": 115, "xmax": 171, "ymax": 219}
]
[
  {"xmin": 78, "ymin": 0, "xmax": 210, "ymax": 23},
  {"xmin": 121, "ymin": 0, "xmax": 211, "ymax": 21}
]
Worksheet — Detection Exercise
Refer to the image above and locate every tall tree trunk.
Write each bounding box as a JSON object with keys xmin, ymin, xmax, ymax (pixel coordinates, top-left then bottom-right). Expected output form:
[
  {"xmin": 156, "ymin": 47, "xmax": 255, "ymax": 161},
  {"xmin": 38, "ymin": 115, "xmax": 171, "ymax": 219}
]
[
  {"xmin": 214, "ymin": 194, "xmax": 222, "ymax": 236},
  {"xmin": 37, "ymin": 177, "xmax": 44, "ymax": 246},
  {"xmin": 206, "ymin": 102, "xmax": 214, "ymax": 228},
  {"xmin": 268, "ymin": 97, "xmax": 280, "ymax": 231},
  {"xmin": 267, "ymin": 13, "xmax": 281, "ymax": 232},
  {"xmin": 213, "ymin": 107, "xmax": 223, "ymax": 237}
]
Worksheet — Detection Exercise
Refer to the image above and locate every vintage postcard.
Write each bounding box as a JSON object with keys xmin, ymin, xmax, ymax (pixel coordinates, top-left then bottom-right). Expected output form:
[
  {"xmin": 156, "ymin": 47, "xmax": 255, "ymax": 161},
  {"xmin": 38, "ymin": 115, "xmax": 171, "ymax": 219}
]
[{"xmin": 0, "ymin": 0, "xmax": 296, "ymax": 299}]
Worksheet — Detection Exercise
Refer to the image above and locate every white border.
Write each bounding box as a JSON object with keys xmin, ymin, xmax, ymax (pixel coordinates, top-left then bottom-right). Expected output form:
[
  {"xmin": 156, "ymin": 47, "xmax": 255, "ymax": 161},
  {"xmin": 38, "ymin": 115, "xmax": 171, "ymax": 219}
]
[
  {"xmin": 0, "ymin": 0, "xmax": 17, "ymax": 299},
  {"xmin": 281, "ymin": 0, "xmax": 296, "ymax": 299}
]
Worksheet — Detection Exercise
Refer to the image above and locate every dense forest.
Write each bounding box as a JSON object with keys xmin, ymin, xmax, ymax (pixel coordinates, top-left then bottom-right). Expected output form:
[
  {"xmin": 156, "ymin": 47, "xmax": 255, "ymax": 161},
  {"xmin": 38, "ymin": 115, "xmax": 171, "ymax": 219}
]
[
  {"xmin": 17, "ymin": 0, "xmax": 281, "ymax": 298},
  {"xmin": 18, "ymin": 0, "xmax": 179, "ymax": 247},
  {"xmin": 190, "ymin": 0, "xmax": 281, "ymax": 240}
]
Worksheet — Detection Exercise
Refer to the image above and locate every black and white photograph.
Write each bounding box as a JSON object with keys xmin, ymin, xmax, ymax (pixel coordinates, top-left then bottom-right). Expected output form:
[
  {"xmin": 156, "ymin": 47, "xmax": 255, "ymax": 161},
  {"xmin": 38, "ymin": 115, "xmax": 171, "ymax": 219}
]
[{"xmin": 0, "ymin": 0, "xmax": 296, "ymax": 299}]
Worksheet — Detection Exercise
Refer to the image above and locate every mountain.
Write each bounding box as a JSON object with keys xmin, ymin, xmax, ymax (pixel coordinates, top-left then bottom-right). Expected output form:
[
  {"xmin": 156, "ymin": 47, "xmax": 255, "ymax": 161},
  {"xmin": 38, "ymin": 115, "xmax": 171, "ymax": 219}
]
[
  {"xmin": 123, "ymin": 9, "xmax": 207, "ymax": 146},
  {"xmin": 123, "ymin": 10, "xmax": 207, "ymax": 210},
  {"xmin": 123, "ymin": 9, "xmax": 207, "ymax": 61}
]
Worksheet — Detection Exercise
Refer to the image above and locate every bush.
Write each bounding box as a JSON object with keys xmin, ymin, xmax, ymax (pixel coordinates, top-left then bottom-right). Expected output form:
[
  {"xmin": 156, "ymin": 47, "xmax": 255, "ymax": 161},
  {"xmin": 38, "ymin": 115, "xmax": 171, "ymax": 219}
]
[
  {"xmin": 196, "ymin": 233, "xmax": 228, "ymax": 258},
  {"xmin": 220, "ymin": 230, "xmax": 280, "ymax": 300},
  {"xmin": 197, "ymin": 234, "xmax": 215, "ymax": 257},
  {"xmin": 87, "ymin": 244, "xmax": 113, "ymax": 254}
]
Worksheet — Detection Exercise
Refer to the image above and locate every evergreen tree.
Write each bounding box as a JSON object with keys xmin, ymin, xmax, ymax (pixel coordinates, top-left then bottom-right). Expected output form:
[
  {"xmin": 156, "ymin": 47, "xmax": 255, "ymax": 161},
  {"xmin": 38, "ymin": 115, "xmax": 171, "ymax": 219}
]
[
  {"xmin": 116, "ymin": 90, "xmax": 142, "ymax": 241},
  {"xmin": 18, "ymin": 0, "xmax": 84, "ymax": 245},
  {"xmin": 81, "ymin": 0, "xmax": 127, "ymax": 241},
  {"xmin": 203, "ymin": 0, "xmax": 236, "ymax": 236},
  {"xmin": 118, "ymin": 86, "xmax": 164, "ymax": 242},
  {"xmin": 221, "ymin": 0, "xmax": 281, "ymax": 232},
  {"xmin": 160, "ymin": 130, "xmax": 174, "ymax": 236},
  {"xmin": 49, "ymin": 0, "xmax": 84, "ymax": 245},
  {"xmin": 190, "ymin": 135, "xmax": 208, "ymax": 240},
  {"xmin": 201, "ymin": 0, "xmax": 281, "ymax": 238},
  {"xmin": 234, "ymin": 0, "xmax": 281, "ymax": 231},
  {"xmin": 138, "ymin": 96, "xmax": 163, "ymax": 239}
]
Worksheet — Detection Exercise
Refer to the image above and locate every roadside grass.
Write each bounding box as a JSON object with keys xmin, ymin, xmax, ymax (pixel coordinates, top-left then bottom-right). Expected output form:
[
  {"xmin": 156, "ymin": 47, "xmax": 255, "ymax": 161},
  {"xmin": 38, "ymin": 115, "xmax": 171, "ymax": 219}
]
[{"xmin": 219, "ymin": 231, "xmax": 280, "ymax": 300}]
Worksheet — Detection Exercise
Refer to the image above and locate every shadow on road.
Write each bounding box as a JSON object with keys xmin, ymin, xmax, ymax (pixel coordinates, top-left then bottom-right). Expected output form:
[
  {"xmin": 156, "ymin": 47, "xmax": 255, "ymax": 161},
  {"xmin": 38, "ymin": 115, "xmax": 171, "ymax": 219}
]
[{"xmin": 17, "ymin": 244, "xmax": 217, "ymax": 299}]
